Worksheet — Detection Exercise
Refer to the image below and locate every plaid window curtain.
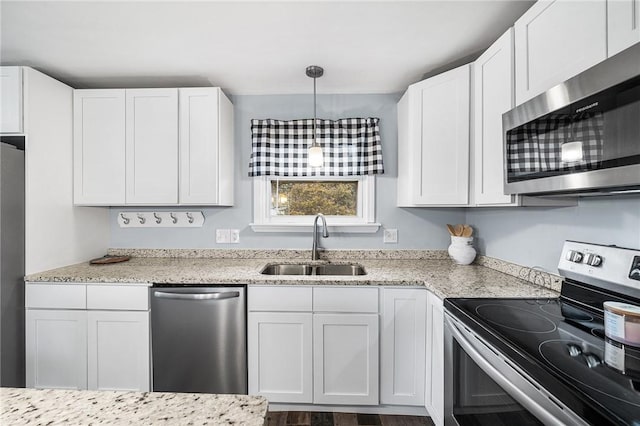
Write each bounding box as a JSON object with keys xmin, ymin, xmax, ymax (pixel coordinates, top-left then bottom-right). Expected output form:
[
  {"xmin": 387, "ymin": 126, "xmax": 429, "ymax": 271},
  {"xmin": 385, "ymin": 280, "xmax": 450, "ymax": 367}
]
[
  {"xmin": 507, "ymin": 111, "xmax": 604, "ymax": 176},
  {"xmin": 248, "ymin": 118, "xmax": 384, "ymax": 177}
]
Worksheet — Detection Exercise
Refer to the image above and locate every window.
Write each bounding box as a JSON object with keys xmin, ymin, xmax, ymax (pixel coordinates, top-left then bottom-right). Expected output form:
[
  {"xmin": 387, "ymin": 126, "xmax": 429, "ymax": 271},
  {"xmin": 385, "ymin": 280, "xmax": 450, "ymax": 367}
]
[
  {"xmin": 251, "ymin": 176, "xmax": 378, "ymax": 232},
  {"xmin": 271, "ymin": 180, "xmax": 357, "ymax": 216},
  {"xmin": 248, "ymin": 117, "xmax": 383, "ymax": 232}
]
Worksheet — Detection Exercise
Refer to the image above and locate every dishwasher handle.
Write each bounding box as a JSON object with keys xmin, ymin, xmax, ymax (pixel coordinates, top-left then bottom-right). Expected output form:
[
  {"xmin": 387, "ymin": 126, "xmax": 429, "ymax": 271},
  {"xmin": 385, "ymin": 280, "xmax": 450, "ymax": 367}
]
[{"xmin": 154, "ymin": 290, "xmax": 240, "ymax": 301}]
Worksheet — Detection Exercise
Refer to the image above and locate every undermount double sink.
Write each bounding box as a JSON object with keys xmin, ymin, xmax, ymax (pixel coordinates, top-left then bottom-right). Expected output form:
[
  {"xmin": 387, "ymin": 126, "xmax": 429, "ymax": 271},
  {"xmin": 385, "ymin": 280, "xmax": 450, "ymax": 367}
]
[{"xmin": 261, "ymin": 263, "xmax": 366, "ymax": 276}]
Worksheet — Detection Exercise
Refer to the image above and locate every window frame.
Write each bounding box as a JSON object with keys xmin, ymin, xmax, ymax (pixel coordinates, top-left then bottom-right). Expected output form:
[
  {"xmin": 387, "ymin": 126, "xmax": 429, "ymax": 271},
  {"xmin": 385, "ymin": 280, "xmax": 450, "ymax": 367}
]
[{"xmin": 250, "ymin": 175, "xmax": 380, "ymax": 233}]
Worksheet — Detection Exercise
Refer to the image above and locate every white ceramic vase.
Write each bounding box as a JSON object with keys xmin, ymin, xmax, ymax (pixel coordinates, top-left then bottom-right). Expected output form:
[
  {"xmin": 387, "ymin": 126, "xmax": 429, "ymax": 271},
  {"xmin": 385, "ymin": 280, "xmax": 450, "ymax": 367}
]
[{"xmin": 448, "ymin": 236, "xmax": 476, "ymax": 265}]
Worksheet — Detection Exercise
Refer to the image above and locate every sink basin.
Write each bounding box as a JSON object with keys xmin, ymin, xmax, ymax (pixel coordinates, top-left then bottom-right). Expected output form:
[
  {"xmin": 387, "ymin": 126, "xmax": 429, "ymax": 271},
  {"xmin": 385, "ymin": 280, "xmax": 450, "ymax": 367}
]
[{"xmin": 261, "ymin": 263, "xmax": 366, "ymax": 276}]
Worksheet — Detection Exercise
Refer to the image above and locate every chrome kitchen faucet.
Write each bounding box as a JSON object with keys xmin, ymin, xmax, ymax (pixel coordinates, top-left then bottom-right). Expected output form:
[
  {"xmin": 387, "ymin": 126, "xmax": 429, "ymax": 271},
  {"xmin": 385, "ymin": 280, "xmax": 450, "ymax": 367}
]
[{"xmin": 311, "ymin": 213, "xmax": 329, "ymax": 260}]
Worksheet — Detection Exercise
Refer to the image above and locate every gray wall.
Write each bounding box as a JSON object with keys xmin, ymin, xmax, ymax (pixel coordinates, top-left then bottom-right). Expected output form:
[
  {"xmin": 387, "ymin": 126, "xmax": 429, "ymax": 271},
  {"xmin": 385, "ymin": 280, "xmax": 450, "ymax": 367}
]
[
  {"xmin": 466, "ymin": 196, "xmax": 640, "ymax": 272},
  {"xmin": 110, "ymin": 94, "xmax": 465, "ymax": 250},
  {"xmin": 110, "ymin": 94, "xmax": 640, "ymax": 273}
]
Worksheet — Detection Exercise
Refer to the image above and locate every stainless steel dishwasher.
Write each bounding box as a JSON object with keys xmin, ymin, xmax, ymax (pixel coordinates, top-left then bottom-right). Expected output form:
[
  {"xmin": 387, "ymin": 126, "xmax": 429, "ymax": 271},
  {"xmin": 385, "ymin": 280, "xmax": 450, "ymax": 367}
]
[{"xmin": 151, "ymin": 285, "xmax": 247, "ymax": 394}]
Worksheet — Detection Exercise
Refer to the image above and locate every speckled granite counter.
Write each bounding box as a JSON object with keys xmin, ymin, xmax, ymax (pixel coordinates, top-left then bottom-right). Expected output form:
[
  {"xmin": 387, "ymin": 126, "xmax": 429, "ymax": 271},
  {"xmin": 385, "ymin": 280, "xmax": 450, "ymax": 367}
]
[
  {"xmin": 25, "ymin": 250, "xmax": 560, "ymax": 299},
  {"xmin": 0, "ymin": 387, "xmax": 267, "ymax": 425}
]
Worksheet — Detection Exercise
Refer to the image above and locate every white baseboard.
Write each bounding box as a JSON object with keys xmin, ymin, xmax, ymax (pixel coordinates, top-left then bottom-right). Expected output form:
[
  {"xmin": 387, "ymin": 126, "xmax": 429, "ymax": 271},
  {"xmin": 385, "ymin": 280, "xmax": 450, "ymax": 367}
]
[{"xmin": 267, "ymin": 403, "xmax": 428, "ymax": 416}]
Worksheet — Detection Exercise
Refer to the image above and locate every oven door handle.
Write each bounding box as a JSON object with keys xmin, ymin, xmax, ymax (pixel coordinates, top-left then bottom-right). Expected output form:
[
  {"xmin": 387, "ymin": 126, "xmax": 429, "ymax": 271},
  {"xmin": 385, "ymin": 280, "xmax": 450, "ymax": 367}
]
[{"xmin": 444, "ymin": 313, "xmax": 588, "ymax": 426}]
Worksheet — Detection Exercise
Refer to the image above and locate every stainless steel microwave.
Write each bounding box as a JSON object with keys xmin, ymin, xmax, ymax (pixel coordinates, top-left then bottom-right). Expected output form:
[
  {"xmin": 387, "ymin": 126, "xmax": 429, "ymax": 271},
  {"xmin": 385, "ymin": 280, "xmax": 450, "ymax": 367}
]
[{"xmin": 503, "ymin": 43, "xmax": 640, "ymax": 196}]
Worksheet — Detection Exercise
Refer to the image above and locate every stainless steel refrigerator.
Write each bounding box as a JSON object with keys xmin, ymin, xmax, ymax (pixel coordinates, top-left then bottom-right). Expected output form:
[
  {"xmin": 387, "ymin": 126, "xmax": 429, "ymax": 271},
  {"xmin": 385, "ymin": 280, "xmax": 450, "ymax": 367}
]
[{"xmin": 0, "ymin": 139, "xmax": 25, "ymax": 387}]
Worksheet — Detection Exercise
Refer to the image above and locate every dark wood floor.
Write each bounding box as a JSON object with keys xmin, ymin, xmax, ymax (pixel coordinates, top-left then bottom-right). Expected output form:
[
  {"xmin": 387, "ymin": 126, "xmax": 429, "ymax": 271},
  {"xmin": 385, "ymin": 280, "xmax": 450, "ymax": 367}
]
[{"xmin": 265, "ymin": 411, "xmax": 435, "ymax": 426}]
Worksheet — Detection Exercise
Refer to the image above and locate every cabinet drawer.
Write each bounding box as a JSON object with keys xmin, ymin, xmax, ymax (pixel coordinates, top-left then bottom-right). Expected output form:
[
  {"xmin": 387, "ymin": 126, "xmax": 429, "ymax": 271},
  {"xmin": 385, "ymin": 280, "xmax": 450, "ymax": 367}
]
[
  {"xmin": 26, "ymin": 284, "xmax": 87, "ymax": 309},
  {"xmin": 313, "ymin": 287, "xmax": 379, "ymax": 313},
  {"xmin": 248, "ymin": 286, "xmax": 312, "ymax": 312},
  {"xmin": 86, "ymin": 285, "xmax": 149, "ymax": 311}
]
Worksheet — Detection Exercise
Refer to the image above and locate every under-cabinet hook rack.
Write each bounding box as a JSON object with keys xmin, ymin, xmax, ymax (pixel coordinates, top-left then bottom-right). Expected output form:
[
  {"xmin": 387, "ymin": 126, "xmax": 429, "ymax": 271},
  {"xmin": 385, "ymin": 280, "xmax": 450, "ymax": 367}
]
[{"xmin": 117, "ymin": 211, "xmax": 205, "ymax": 228}]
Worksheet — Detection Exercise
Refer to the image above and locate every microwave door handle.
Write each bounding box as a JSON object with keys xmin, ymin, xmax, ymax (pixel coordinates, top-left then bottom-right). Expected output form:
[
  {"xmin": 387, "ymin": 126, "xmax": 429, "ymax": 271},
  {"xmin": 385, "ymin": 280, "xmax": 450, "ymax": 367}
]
[
  {"xmin": 444, "ymin": 314, "xmax": 588, "ymax": 426},
  {"xmin": 154, "ymin": 291, "xmax": 240, "ymax": 301}
]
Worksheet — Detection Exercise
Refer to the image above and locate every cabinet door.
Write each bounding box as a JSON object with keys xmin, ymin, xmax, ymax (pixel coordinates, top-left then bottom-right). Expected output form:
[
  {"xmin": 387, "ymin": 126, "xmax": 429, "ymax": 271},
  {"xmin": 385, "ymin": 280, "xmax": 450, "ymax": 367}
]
[
  {"xmin": 514, "ymin": 0, "xmax": 607, "ymax": 105},
  {"xmin": 313, "ymin": 313, "xmax": 379, "ymax": 405},
  {"xmin": 125, "ymin": 89, "xmax": 178, "ymax": 204},
  {"xmin": 0, "ymin": 66, "xmax": 22, "ymax": 133},
  {"xmin": 87, "ymin": 310, "xmax": 150, "ymax": 391},
  {"xmin": 248, "ymin": 312, "xmax": 313, "ymax": 403},
  {"xmin": 473, "ymin": 30, "xmax": 515, "ymax": 206},
  {"xmin": 608, "ymin": 0, "xmax": 640, "ymax": 56},
  {"xmin": 407, "ymin": 65, "xmax": 470, "ymax": 206},
  {"xmin": 380, "ymin": 288, "xmax": 426, "ymax": 406},
  {"xmin": 425, "ymin": 293, "xmax": 444, "ymax": 426},
  {"xmin": 179, "ymin": 88, "xmax": 220, "ymax": 205},
  {"xmin": 25, "ymin": 309, "xmax": 87, "ymax": 390},
  {"xmin": 73, "ymin": 90, "xmax": 126, "ymax": 205}
]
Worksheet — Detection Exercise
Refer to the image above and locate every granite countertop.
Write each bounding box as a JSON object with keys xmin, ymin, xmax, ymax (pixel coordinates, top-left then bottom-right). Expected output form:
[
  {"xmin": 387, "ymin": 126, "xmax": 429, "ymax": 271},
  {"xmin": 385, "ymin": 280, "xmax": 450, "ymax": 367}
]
[
  {"xmin": 0, "ymin": 387, "xmax": 268, "ymax": 426},
  {"xmin": 25, "ymin": 250, "xmax": 560, "ymax": 299}
]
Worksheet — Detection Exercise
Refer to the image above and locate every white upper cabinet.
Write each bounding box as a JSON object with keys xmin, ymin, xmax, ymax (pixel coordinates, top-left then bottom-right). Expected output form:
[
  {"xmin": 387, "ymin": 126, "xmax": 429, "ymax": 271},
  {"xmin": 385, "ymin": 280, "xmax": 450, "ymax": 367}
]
[
  {"xmin": 608, "ymin": 0, "xmax": 640, "ymax": 56},
  {"xmin": 73, "ymin": 90, "xmax": 126, "ymax": 205},
  {"xmin": 0, "ymin": 66, "xmax": 23, "ymax": 133},
  {"xmin": 473, "ymin": 30, "xmax": 515, "ymax": 206},
  {"xmin": 126, "ymin": 89, "xmax": 179, "ymax": 204},
  {"xmin": 178, "ymin": 88, "xmax": 233, "ymax": 205},
  {"xmin": 514, "ymin": 0, "xmax": 607, "ymax": 105},
  {"xmin": 397, "ymin": 64, "xmax": 470, "ymax": 206},
  {"xmin": 73, "ymin": 87, "xmax": 233, "ymax": 206}
]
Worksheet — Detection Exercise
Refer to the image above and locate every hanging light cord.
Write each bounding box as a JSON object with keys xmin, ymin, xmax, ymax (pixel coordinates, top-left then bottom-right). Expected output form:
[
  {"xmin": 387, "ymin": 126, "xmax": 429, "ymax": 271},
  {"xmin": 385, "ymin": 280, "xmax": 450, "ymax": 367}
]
[{"xmin": 312, "ymin": 75, "xmax": 317, "ymax": 147}]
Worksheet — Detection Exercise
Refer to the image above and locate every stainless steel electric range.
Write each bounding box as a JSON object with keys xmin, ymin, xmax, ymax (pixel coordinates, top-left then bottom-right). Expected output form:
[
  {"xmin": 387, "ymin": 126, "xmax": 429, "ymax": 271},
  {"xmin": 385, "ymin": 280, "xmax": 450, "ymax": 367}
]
[{"xmin": 444, "ymin": 241, "xmax": 640, "ymax": 425}]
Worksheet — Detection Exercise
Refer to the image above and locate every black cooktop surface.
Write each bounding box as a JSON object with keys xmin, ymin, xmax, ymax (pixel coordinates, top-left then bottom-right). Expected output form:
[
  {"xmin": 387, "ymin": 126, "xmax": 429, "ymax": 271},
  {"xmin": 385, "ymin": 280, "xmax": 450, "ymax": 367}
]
[{"xmin": 445, "ymin": 295, "xmax": 640, "ymax": 425}]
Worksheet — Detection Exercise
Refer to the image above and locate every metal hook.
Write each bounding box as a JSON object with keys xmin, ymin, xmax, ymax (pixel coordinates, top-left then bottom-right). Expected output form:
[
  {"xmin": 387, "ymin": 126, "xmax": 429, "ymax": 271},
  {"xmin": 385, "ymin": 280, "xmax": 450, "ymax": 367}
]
[
  {"xmin": 170, "ymin": 213, "xmax": 178, "ymax": 224},
  {"xmin": 137, "ymin": 213, "xmax": 146, "ymax": 225},
  {"xmin": 186, "ymin": 212, "xmax": 194, "ymax": 224},
  {"xmin": 120, "ymin": 213, "xmax": 130, "ymax": 225},
  {"xmin": 154, "ymin": 212, "xmax": 162, "ymax": 224}
]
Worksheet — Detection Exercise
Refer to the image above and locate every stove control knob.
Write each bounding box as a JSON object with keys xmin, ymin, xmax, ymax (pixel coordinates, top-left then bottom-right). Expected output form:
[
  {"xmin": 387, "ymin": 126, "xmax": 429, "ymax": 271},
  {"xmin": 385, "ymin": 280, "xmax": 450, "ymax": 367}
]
[
  {"xmin": 584, "ymin": 353, "xmax": 601, "ymax": 369},
  {"xmin": 566, "ymin": 250, "xmax": 584, "ymax": 263},
  {"xmin": 585, "ymin": 254, "xmax": 602, "ymax": 267},
  {"xmin": 567, "ymin": 344, "xmax": 582, "ymax": 357}
]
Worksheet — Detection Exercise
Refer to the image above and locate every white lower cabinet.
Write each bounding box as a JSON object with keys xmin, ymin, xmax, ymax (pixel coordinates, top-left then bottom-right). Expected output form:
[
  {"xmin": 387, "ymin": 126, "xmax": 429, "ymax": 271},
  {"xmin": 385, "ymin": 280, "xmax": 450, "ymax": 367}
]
[
  {"xmin": 249, "ymin": 285, "xmax": 430, "ymax": 410},
  {"xmin": 380, "ymin": 288, "xmax": 426, "ymax": 406},
  {"xmin": 25, "ymin": 309, "xmax": 88, "ymax": 390},
  {"xmin": 425, "ymin": 292, "xmax": 444, "ymax": 426},
  {"xmin": 313, "ymin": 313, "xmax": 379, "ymax": 405},
  {"xmin": 248, "ymin": 312, "xmax": 313, "ymax": 403},
  {"xmin": 25, "ymin": 283, "xmax": 150, "ymax": 392},
  {"xmin": 87, "ymin": 310, "xmax": 150, "ymax": 391}
]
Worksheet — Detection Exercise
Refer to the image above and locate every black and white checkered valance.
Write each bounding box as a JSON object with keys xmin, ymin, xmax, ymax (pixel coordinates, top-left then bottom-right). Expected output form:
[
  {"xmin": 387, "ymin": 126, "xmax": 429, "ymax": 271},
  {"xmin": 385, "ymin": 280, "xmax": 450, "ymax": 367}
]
[
  {"xmin": 248, "ymin": 118, "xmax": 384, "ymax": 177},
  {"xmin": 507, "ymin": 112, "xmax": 604, "ymax": 176}
]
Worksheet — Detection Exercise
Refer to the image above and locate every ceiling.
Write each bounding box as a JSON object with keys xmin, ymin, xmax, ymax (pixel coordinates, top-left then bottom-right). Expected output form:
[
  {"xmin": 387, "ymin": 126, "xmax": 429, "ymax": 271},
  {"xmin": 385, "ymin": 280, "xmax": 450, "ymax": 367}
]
[{"xmin": 0, "ymin": 0, "xmax": 535, "ymax": 95}]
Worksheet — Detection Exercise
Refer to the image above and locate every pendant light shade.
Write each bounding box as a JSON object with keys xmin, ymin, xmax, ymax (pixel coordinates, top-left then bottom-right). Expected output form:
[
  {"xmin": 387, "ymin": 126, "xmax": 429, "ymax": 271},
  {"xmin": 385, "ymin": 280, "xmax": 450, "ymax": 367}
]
[
  {"xmin": 308, "ymin": 145, "xmax": 324, "ymax": 167},
  {"xmin": 306, "ymin": 65, "xmax": 324, "ymax": 168}
]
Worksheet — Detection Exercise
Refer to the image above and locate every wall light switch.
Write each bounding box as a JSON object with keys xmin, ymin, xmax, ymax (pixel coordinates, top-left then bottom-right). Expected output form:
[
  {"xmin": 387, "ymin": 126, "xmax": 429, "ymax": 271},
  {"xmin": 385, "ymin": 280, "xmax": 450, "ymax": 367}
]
[
  {"xmin": 230, "ymin": 229, "xmax": 240, "ymax": 243},
  {"xmin": 216, "ymin": 229, "xmax": 230, "ymax": 244},
  {"xmin": 383, "ymin": 228, "xmax": 398, "ymax": 244}
]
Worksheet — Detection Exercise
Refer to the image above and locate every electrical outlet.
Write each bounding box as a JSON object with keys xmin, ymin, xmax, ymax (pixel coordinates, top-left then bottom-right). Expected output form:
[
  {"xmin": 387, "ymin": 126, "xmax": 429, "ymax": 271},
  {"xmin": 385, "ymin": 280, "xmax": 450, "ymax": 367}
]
[
  {"xmin": 383, "ymin": 228, "xmax": 398, "ymax": 243},
  {"xmin": 230, "ymin": 229, "xmax": 240, "ymax": 243},
  {"xmin": 216, "ymin": 229, "xmax": 230, "ymax": 243}
]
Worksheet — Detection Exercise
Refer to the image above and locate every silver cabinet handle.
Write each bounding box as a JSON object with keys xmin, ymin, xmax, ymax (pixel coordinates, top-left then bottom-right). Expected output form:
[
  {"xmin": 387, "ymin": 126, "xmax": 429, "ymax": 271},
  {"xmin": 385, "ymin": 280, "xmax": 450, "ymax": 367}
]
[{"xmin": 154, "ymin": 291, "xmax": 240, "ymax": 300}]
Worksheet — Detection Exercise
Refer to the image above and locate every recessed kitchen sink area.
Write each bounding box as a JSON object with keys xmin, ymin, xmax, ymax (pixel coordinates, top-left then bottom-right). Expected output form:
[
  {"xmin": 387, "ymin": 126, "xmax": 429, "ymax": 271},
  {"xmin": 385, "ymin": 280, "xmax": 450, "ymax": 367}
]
[{"xmin": 261, "ymin": 263, "xmax": 366, "ymax": 276}]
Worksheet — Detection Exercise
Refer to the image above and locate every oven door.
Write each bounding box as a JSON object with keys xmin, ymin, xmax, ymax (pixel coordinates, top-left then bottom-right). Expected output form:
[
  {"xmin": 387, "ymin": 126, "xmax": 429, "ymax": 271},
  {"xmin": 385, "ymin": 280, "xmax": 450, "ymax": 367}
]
[{"xmin": 443, "ymin": 312, "xmax": 588, "ymax": 426}]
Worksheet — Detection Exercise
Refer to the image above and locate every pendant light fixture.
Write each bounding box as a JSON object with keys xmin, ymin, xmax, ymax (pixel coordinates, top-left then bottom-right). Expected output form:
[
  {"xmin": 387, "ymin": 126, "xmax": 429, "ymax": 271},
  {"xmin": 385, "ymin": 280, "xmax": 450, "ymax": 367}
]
[{"xmin": 306, "ymin": 65, "xmax": 324, "ymax": 167}]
